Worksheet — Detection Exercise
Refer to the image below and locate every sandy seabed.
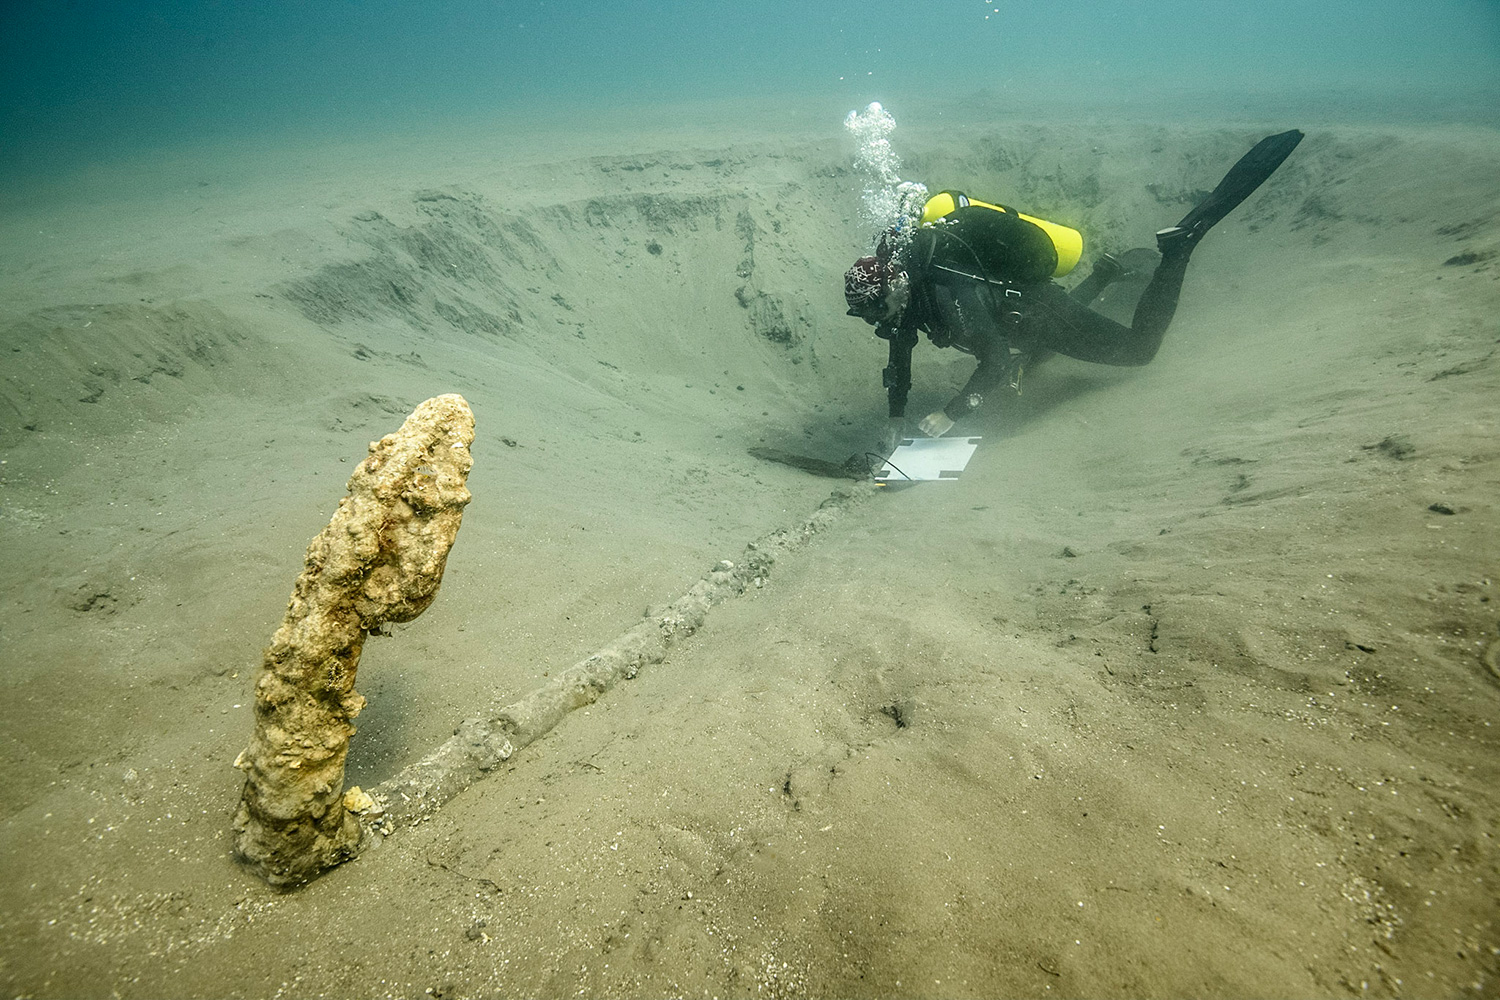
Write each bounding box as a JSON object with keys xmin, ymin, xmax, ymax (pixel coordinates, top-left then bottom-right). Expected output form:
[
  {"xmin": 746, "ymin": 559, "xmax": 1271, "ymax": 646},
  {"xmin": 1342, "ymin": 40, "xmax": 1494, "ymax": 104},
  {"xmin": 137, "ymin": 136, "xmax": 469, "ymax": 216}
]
[{"xmin": 1, "ymin": 101, "xmax": 1497, "ymax": 998}]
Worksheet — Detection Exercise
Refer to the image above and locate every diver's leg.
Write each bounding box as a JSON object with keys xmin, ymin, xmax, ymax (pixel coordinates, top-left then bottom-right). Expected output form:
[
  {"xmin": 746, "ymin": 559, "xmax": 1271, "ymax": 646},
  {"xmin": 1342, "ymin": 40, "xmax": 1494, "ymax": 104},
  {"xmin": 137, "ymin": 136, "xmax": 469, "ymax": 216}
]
[
  {"xmin": 1025, "ymin": 243, "xmax": 1190, "ymax": 367},
  {"xmin": 1068, "ymin": 253, "xmax": 1124, "ymax": 304},
  {"xmin": 1029, "ymin": 132, "xmax": 1302, "ymax": 367},
  {"xmin": 1024, "ymin": 285, "xmax": 1139, "ymax": 365},
  {"xmin": 1121, "ymin": 243, "xmax": 1192, "ymax": 361}
]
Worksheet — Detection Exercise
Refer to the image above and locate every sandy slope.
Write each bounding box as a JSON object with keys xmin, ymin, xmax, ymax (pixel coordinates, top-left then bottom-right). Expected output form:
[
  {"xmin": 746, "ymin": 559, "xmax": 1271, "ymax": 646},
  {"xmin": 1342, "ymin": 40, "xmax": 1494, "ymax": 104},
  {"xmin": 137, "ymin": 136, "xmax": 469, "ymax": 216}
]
[{"xmin": 0, "ymin": 111, "xmax": 1496, "ymax": 998}]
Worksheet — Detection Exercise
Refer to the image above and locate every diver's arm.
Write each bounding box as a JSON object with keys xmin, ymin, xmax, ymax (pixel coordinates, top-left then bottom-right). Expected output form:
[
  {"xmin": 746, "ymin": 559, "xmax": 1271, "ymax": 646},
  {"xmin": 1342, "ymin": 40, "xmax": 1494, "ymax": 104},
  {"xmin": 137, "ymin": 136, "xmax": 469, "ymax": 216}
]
[
  {"xmin": 919, "ymin": 343, "xmax": 1007, "ymax": 437},
  {"xmin": 882, "ymin": 326, "xmax": 919, "ymax": 418},
  {"xmin": 941, "ymin": 334, "xmax": 1010, "ymax": 422}
]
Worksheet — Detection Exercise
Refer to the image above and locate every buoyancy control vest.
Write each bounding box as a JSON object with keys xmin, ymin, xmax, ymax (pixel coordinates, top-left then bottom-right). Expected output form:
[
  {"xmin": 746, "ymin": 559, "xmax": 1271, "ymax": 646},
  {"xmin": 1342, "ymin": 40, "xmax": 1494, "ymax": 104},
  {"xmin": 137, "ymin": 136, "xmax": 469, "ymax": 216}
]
[{"xmin": 918, "ymin": 191, "xmax": 1082, "ymax": 281}]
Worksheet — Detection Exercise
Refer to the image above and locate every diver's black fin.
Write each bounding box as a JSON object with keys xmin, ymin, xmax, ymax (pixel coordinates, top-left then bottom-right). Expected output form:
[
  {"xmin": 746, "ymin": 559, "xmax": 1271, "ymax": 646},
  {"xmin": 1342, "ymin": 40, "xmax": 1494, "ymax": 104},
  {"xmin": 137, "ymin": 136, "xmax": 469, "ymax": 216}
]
[{"xmin": 1158, "ymin": 128, "xmax": 1304, "ymax": 253}]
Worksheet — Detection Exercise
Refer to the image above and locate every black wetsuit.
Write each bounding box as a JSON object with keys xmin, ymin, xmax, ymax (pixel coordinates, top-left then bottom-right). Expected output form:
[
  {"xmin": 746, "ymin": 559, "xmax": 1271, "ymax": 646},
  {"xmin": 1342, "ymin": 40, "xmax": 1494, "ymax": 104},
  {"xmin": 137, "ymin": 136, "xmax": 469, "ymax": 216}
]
[{"xmin": 876, "ymin": 206, "xmax": 1191, "ymax": 422}]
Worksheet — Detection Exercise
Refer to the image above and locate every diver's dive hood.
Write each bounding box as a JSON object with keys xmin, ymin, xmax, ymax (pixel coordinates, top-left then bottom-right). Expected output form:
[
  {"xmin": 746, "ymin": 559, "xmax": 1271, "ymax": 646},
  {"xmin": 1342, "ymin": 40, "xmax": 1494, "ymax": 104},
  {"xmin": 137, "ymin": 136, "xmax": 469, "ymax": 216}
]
[{"xmin": 920, "ymin": 191, "xmax": 1083, "ymax": 279}]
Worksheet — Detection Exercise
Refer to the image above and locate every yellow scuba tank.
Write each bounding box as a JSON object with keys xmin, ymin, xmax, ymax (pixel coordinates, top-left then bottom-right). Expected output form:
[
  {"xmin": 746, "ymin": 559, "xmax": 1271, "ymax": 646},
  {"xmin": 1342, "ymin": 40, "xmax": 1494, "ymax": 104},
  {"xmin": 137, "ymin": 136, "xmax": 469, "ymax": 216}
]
[{"xmin": 919, "ymin": 191, "xmax": 1083, "ymax": 278}]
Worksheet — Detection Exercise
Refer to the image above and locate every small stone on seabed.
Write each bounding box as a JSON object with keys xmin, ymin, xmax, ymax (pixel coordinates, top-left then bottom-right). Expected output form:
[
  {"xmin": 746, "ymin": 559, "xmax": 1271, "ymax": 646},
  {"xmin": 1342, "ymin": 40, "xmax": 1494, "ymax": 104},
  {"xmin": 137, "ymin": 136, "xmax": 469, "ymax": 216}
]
[{"xmin": 343, "ymin": 786, "xmax": 377, "ymax": 813}]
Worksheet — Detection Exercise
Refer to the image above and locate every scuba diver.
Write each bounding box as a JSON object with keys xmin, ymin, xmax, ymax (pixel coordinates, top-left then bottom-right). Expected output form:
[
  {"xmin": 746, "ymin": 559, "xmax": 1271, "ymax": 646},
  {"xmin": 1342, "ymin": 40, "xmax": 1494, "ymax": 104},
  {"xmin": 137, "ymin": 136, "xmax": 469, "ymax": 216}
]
[{"xmin": 843, "ymin": 129, "xmax": 1304, "ymax": 443}]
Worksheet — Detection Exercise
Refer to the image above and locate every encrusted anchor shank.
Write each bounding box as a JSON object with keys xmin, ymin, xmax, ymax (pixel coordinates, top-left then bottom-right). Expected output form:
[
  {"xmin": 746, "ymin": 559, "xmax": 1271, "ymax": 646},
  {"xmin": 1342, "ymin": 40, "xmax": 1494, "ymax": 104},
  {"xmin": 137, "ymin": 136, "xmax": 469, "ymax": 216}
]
[{"xmin": 232, "ymin": 394, "xmax": 475, "ymax": 888}]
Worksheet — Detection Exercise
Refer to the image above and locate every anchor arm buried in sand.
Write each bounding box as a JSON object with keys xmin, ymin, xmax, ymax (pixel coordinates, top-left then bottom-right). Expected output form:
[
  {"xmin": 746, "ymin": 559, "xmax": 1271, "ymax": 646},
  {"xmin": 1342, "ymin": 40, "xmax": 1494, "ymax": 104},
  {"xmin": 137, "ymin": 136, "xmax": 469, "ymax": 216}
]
[
  {"xmin": 354, "ymin": 486, "xmax": 871, "ymax": 836},
  {"xmin": 231, "ymin": 393, "xmax": 474, "ymax": 889}
]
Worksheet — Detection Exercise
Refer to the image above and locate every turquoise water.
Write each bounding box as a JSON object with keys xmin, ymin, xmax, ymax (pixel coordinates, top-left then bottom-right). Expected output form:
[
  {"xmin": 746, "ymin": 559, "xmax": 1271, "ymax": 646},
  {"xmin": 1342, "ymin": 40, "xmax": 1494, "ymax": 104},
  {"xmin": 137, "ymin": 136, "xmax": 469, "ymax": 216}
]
[{"xmin": 2, "ymin": 0, "xmax": 1496, "ymax": 175}]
